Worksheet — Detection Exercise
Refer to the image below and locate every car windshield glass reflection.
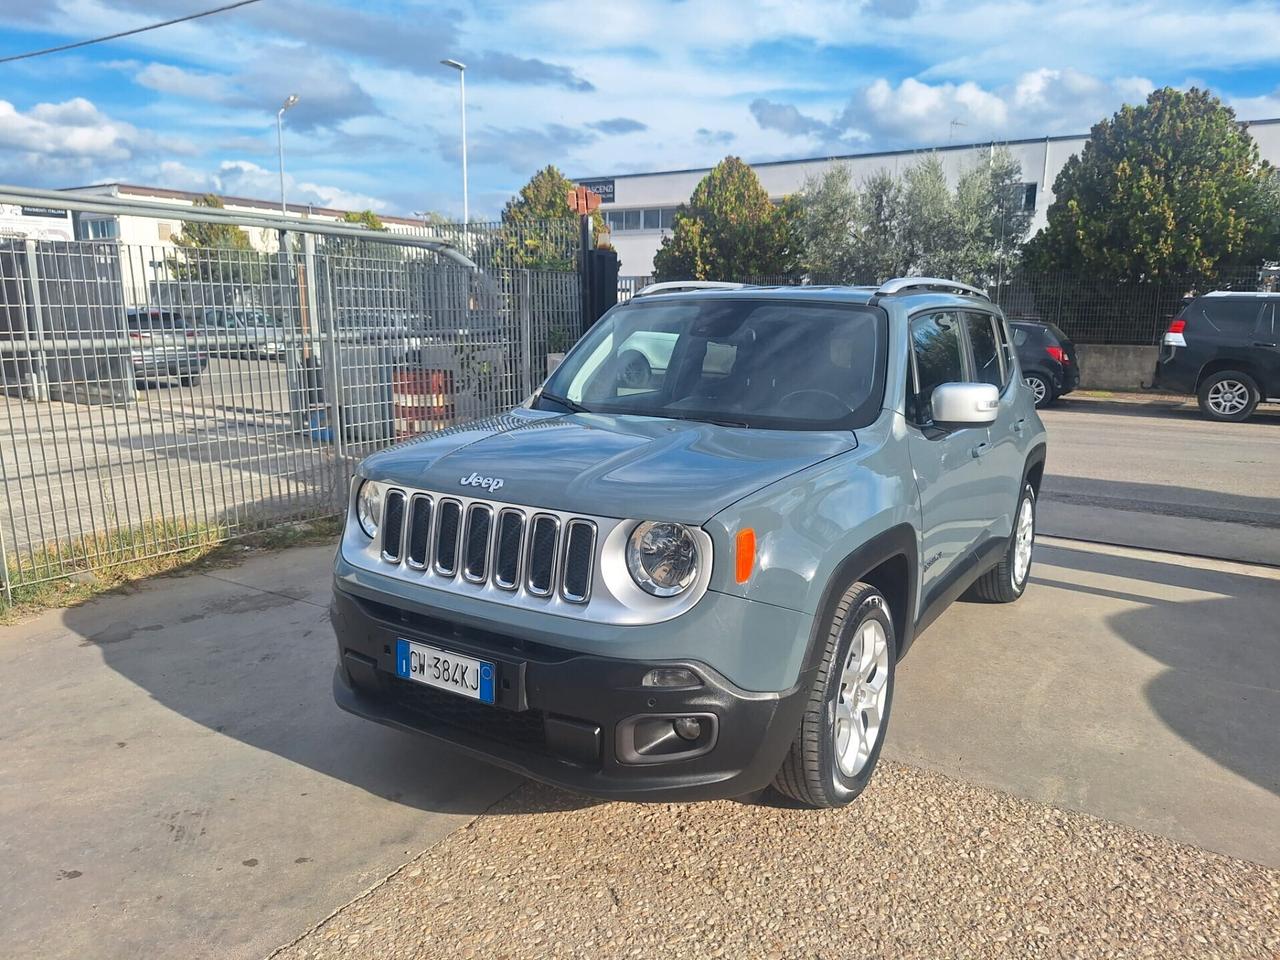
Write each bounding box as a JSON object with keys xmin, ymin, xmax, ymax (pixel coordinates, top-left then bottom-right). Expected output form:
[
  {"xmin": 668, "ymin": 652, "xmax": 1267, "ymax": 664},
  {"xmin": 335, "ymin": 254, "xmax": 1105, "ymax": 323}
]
[{"xmin": 538, "ymin": 298, "xmax": 886, "ymax": 430}]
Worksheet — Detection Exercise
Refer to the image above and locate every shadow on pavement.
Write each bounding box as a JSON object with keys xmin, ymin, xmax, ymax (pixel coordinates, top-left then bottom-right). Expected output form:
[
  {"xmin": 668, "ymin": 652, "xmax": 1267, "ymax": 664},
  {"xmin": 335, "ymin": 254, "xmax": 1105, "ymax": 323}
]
[
  {"xmin": 1031, "ymin": 543, "xmax": 1280, "ymax": 798},
  {"xmin": 1053, "ymin": 395, "xmax": 1280, "ymax": 424},
  {"xmin": 58, "ymin": 561, "xmax": 589, "ymax": 818}
]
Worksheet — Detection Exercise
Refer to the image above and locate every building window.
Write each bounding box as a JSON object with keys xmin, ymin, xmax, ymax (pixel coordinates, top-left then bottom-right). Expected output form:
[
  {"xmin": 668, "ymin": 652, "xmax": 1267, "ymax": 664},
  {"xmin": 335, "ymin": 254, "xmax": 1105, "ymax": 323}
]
[
  {"xmin": 158, "ymin": 222, "xmax": 174, "ymax": 241},
  {"xmin": 85, "ymin": 218, "xmax": 119, "ymax": 240},
  {"xmin": 1022, "ymin": 183, "xmax": 1037, "ymax": 212},
  {"xmin": 606, "ymin": 207, "xmax": 680, "ymax": 232}
]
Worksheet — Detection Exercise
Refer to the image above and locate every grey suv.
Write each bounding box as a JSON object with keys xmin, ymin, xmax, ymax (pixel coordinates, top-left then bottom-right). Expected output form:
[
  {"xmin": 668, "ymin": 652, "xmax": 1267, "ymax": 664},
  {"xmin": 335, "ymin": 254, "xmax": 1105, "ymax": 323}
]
[{"xmin": 331, "ymin": 278, "xmax": 1047, "ymax": 807}]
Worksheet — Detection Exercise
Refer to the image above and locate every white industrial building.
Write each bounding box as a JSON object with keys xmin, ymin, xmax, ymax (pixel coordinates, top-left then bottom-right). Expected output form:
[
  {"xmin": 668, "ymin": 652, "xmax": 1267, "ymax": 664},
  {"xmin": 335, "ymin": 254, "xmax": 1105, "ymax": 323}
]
[{"xmin": 579, "ymin": 118, "xmax": 1280, "ymax": 276}]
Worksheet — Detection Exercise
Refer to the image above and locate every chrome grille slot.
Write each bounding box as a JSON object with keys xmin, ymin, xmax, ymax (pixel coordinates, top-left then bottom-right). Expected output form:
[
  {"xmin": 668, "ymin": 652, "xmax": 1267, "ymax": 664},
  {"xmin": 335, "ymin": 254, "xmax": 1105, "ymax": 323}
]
[
  {"xmin": 463, "ymin": 504, "xmax": 493, "ymax": 583},
  {"xmin": 493, "ymin": 509, "xmax": 525, "ymax": 590},
  {"xmin": 526, "ymin": 514, "xmax": 560, "ymax": 597},
  {"xmin": 434, "ymin": 499, "xmax": 462, "ymax": 576},
  {"xmin": 381, "ymin": 490, "xmax": 406, "ymax": 563},
  {"xmin": 560, "ymin": 519, "xmax": 596, "ymax": 603},
  {"xmin": 406, "ymin": 495, "xmax": 433, "ymax": 569}
]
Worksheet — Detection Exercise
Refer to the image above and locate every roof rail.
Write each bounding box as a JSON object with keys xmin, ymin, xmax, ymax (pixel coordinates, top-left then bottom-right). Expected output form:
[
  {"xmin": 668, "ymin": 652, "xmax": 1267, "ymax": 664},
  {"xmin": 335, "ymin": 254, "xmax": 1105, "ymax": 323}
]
[
  {"xmin": 634, "ymin": 280, "xmax": 751, "ymax": 297},
  {"xmin": 874, "ymin": 277, "xmax": 990, "ymax": 301}
]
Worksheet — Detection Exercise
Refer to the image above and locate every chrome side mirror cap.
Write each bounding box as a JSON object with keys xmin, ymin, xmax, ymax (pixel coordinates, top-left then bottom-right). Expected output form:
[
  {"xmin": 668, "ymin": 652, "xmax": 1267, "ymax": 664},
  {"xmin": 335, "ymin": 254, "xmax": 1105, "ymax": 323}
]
[{"xmin": 931, "ymin": 382, "xmax": 999, "ymax": 427}]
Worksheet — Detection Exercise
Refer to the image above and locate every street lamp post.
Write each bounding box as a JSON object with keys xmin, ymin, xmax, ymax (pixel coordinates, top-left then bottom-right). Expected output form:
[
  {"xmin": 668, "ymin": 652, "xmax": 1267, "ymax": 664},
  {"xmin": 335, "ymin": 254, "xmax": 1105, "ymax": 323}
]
[
  {"xmin": 439, "ymin": 59, "xmax": 468, "ymax": 227},
  {"xmin": 276, "ymin": 94, "xmax": 299, "ymax": 215}
]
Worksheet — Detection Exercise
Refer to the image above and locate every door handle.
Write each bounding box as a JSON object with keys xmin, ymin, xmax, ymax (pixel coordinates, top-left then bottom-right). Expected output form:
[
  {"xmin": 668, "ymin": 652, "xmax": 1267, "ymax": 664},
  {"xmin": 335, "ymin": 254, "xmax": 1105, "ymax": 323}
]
[
  {"xmin": 970, "ymin": 442, "xmax": 989, "ymax": 459},
  {"xmin": 1253, "ymin": 341, "xmax": 1278, "ymax": 348}
]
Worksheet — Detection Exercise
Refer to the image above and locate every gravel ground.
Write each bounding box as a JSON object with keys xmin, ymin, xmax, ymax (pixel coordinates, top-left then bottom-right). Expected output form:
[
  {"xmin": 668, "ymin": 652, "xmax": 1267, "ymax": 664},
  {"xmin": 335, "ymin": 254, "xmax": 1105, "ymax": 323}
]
[{"xmin": 272, "ymin": 761, "xmax": 1279, "ymax": 960}]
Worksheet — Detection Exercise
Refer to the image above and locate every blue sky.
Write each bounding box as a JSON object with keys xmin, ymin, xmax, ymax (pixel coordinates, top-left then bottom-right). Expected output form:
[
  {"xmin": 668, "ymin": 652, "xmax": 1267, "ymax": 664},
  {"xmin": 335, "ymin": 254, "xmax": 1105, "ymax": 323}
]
[{"xmin": 1, "ymin": 0, "xmax": 1279, "ymax": 219}]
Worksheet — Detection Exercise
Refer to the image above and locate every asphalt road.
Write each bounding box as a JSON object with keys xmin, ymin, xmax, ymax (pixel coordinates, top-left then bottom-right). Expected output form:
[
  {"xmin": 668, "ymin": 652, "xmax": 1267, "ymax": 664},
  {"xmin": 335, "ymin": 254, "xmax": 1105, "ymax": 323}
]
[
  {"xmin": 1037, "ymin": 396, "xmax": 1280, "ymax": 564},
  {"xmin": 2, "ymin": 535, "xmax": 1277, "ymax": 960}
]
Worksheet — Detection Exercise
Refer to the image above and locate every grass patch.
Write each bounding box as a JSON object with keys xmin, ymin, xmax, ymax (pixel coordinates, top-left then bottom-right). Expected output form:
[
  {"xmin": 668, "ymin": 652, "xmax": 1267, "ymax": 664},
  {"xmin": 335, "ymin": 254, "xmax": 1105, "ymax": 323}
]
[{"xmin": 1, "ymin": 515, "xmax": 342, "ymax": 624}]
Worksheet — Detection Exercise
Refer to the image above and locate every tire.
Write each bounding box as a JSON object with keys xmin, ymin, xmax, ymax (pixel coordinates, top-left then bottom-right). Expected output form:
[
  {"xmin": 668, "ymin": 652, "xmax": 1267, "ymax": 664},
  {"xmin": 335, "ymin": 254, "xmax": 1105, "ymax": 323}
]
[
  {"xmin": 1024, "ymin": 372, "xmax": 1053, "ymax": 408},
  {"xmin": 772, "ymin": 582, "xmax": 896, "ymax": 808},
  {"xmin": 1197, "ymin": 370, "xmax": 1259, "ymax": 422},
  {"xmin": 967, "ymin": 482, "xmax": 1036, "ymax": 603},
  {"xmin": 179, "ymin": 374, "xmax": 202, "ymax": 387}
]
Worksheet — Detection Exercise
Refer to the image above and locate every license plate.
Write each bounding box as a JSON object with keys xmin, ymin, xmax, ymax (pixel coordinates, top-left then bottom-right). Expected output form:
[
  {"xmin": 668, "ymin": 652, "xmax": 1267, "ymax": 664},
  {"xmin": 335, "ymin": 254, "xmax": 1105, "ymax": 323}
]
[{"xmin": 395, "ymin": 639, "xmax": 495, "ymax": 704}]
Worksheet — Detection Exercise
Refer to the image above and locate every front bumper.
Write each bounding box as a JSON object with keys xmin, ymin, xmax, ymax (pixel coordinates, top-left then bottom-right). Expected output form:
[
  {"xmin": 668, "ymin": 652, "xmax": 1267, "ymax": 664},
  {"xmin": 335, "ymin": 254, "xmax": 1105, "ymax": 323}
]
[{"xmin": 330, "ymin": 583, "xmax": 813, "ymax": 801}]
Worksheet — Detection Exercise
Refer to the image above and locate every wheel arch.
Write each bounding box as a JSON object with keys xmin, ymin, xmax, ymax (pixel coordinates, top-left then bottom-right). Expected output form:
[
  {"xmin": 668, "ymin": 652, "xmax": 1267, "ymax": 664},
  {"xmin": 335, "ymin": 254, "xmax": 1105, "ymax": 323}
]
[
  {"xmin": 1195, "ymin": 358, "xmax": 1264, "ymax": 392},
  {"xmin": 1023, "ymin": 443, "xmax": 1048, "ymax": 497},
  {"xmin": 803, "ymin": 523, "xmax": 919, "ymax": 670}
]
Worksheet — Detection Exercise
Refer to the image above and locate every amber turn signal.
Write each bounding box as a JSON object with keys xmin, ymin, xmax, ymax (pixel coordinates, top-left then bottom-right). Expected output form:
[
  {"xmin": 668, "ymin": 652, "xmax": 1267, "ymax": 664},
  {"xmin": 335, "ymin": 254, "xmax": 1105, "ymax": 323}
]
[{"xmin": 735, "ymin": 527, "xmax": 756, "ymax": 584}]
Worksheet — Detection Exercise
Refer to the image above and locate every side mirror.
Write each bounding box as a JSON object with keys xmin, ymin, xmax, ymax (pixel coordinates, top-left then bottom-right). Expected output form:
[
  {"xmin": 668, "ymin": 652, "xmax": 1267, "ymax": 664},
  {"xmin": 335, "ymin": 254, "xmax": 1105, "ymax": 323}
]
[{"xmin": 931, "ymin": 382, "xmax": 999, "ymax": 428}]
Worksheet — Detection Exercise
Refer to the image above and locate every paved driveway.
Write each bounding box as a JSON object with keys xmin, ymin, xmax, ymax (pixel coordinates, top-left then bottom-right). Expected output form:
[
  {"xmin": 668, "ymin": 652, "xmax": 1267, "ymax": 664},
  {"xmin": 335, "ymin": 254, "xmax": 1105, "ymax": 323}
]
[
  {"xmin": 1, "ymin": 534, "xmax": 1276, "ymax": 959},
  {"xmin": 1038, "ymin": 397, "xmax": 1280, "ymax": 564}
]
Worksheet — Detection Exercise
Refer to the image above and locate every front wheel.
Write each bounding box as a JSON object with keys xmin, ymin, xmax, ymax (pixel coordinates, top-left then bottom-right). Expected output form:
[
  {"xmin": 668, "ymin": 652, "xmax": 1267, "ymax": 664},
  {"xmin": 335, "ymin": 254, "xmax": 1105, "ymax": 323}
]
[
  {"xmin": 772, "ymin": 582, "xmax": 896, "ymax": 808},
  {"xmin": 967, "ymin": 482, "xmax": 1036, "ymax": 603},
  {"xmin": 1198, "ymin": 370, "xmax": 1259, "ymax": 422}
]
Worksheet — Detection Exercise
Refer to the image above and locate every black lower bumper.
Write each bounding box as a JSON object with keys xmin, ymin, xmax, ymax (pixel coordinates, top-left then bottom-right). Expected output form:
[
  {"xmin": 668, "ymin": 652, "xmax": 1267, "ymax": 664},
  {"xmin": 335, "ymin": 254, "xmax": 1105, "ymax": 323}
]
[{"xmin": 330, "ymin": 584, "xmax": 810, "ymax": 801}]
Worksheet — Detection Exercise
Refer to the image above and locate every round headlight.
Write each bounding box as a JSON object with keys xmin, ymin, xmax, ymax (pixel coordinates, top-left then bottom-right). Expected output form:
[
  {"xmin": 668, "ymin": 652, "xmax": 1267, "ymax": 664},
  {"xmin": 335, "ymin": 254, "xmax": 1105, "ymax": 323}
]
[
  {"xmin": 356, "ymin": 480, "xmax": 384, "ymax": 538},
  {"xmin": 626, "ymin": 521, "xmax": 699, "ymax": 597}
]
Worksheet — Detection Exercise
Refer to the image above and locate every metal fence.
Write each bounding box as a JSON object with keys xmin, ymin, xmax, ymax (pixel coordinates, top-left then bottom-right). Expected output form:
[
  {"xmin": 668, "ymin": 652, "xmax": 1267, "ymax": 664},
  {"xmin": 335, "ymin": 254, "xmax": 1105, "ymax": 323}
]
[
  {"xmin": 0, "ymin": 232, "xmax": 580, "ymax": 598},
  {"xmin": 623, "ymin": 266, "xmax": 1276, "ymax": 344}
]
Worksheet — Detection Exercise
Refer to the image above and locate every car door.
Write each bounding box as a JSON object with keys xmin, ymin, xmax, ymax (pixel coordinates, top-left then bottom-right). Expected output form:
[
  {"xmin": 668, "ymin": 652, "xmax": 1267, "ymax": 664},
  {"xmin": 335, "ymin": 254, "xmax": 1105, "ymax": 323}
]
[
  {"xmin": 963, "ymin": 310, "xmax": 1023, "ymax": 539},
  {"xmin": 1251, "ymin": 302, "xmax": 1280, "ymax": 400},
  {"xmin": 904, "ymin": 310, "xmax": 993, "ymax": 602}
]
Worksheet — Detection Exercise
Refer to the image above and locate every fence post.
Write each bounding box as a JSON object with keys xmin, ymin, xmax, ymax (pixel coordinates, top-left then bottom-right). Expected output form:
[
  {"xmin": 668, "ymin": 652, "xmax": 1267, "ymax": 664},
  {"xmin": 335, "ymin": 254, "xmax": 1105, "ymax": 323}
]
[
  {"xmin": 0, "ymin": 434, "xmax": 12, "ymax": 605},
  {"xmin": 21, "ymin": 240, "xmax": 49, "ymax": 402},
  {"xmin": 519, "ymin": 269, "xmax": 534, "ymax": 397}
]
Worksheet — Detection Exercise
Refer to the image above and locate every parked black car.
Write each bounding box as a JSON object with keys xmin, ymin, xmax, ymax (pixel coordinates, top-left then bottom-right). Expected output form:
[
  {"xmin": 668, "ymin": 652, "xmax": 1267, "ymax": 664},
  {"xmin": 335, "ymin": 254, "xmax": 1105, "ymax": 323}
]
[
  {"xmin": 1010, "ymin": 319, "xmax": 1079, "ymax": 407},
  {"xmin": 1153, "ymin": 292, "xmax": 1280, "ymax": 422}
]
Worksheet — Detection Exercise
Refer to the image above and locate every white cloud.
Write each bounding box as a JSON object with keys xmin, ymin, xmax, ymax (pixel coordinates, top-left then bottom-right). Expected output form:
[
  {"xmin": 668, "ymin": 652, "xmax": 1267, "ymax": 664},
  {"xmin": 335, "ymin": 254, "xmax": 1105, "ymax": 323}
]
[
  {"xmin": 0, "ymin": 97, "xmax": 148, "ymax": 162},
  {"xmin": 150, "ymin": 159, "xmax": 388, "ymax": 212}
]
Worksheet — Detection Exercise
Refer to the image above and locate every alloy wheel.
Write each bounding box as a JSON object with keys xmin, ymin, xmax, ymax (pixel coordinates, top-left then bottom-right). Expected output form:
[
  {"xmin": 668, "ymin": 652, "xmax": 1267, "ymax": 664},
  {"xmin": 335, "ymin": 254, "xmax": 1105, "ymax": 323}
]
[
  {"xmin": 833, "ymin": 619, "xmax": 891, "ymax": 777},
  {"xmin": 1206, "ymin": 379, "xmax": 1249, "ymax": 416},
  {"xmin": 1024, "ymin": 375, "xmax": 1047, "ymax": 405},
  {"xmin": 1012, "ymin": 494, "xmax": 1034, "ymax": 588}
]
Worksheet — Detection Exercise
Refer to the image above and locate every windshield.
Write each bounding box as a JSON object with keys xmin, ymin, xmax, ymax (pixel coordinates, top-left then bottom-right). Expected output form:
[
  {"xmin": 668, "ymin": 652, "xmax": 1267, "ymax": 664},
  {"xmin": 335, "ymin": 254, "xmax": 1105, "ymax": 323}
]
[{"xmin": 538, "ymin": 297, "xmax": 886, "ymax": 430}]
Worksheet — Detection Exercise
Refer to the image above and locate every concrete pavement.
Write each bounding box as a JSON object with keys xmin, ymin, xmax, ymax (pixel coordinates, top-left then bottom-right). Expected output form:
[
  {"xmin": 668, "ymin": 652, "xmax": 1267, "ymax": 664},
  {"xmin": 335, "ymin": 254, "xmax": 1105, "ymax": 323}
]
[
  {"xmin": 1038, "ymin": 397, "xmax": 1280, "ymax": 565},
  {"xmin": 0, "ymin": 545, "xmax": 519, "ymax": 960},
  {"xmin": 2, "ymin": 532, "xmax": 1277, "ymax": 959}
]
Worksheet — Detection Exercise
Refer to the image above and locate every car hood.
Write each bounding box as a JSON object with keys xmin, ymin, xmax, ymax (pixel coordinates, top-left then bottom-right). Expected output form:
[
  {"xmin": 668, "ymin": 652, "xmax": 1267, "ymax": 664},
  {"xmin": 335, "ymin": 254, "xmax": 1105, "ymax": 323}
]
[{"xmin": 359, "ymin": 408, "xmax": 857, "ymax": 523}]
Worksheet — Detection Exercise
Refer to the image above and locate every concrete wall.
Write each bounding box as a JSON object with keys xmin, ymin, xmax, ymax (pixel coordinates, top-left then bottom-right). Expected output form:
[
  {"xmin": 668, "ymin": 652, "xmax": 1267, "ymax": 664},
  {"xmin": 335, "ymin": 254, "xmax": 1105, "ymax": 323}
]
[{"xmin": 1075, "ymin": 344, "xmax": 1159, "ymax": 391}]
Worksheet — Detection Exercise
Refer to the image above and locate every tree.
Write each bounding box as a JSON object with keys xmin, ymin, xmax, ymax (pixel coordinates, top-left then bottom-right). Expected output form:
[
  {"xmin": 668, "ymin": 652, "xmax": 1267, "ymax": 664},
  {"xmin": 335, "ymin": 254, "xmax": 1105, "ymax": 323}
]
[
  {"xmin": 1025, "ymin": 87, "xmax": 1280, "ymax": 281},
  {"xmin": 341, "ymin": 210, "xmax": 387, "ymax": 231},
  {"xmin": 495, "ymin": 165, "xmax": 609, "ymax": 270},
  {"xmin": 167, "ymin": 194, "xmax": 262, "ymax": 288},
  {"xmin": 796, "ymin": 150, "xmax": 1031, "ymax": 285},
  {"xmin": 652, "ymin": 156, "xmax": 798, "ymax": 280}
]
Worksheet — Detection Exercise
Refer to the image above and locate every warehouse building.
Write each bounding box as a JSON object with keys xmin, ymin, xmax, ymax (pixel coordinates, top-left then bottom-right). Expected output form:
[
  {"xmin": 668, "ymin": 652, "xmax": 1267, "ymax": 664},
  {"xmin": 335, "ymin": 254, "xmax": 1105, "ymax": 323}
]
[{"xmin": 578, "ymin": 118, "xmax": 1280, "ymax": 276}]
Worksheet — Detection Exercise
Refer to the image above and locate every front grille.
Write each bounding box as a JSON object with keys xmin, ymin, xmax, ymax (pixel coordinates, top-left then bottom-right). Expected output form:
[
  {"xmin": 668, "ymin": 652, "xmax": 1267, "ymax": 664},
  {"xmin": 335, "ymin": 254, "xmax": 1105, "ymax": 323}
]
[
  {"xmin": 526, "ymin": 515, "xmax": 559, "ymax": 597},
  {"xmin": 390, "ymin": 678, "xmax": 546, "ymax": 749},
  {"xmin": 561, "ymin": 519, "xmax": 596, "ymax": 603},
  {"xmin": 463, "ymin": 504, "xmax": 492, "ymax": 583},
  {"xmin": 381, "ymin": 490, "xmax": 406, "ymax": 562},
  {"xmin": 375, "ymin": 486, "xmax": 597, "ymax": 606},
  {"xmin": 434, "ymin": 499, "xmax": 462, "ymax": 575}
]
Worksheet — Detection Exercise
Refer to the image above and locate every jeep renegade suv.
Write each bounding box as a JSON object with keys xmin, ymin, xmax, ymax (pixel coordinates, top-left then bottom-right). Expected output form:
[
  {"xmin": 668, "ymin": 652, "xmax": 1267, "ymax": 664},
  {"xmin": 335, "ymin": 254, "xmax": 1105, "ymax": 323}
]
[{"xmin": 332, "ymin": 278, "xmax": 1047, "ymax": 808}]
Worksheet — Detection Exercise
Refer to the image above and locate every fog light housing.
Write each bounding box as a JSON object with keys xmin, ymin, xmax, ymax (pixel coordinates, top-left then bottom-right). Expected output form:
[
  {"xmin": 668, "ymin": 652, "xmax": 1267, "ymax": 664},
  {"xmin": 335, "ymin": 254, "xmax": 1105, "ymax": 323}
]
[
  {"xmin": 642, "ymin": 667, "xmax": 701, "ymax": 688},
  {"xmin": 672, "ymin": 717, "xmax": 702, "ymax": 741}
]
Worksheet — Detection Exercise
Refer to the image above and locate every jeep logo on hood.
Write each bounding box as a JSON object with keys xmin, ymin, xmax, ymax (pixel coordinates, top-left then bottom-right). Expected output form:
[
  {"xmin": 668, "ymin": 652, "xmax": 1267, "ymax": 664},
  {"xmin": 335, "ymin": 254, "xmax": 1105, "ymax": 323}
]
[{"xmin": 460, "ymin": 472, "xmax": 504, "ymax": 493}]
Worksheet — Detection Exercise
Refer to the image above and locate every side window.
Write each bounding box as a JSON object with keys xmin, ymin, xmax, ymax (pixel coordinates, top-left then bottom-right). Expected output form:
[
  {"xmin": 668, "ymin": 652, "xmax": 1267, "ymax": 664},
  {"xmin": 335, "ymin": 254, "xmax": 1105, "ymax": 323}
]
[
  {"xmin": 908, "ymin": 312, "xmax": 965, "ymax": 424},
  {"xmin": 1198, "ymin": 298, "xmax": 1262, "ymax": 337},
  {"xmin": 1012, "ymin": 326, "xmax": 1029, "ymax": 347},
  {"xmin": 1253, "ymin": 304, "xmax": 1275, "ymax": 340},
  {"xmin": 964, "ymin": 312, "xmax": 1004, "ymax": 388}
]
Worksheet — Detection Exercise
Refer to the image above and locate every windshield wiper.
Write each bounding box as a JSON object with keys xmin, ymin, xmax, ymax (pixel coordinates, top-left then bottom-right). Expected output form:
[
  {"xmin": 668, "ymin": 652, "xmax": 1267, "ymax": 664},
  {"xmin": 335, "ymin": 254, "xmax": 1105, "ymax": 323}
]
[
  {"xmin": 538, "ymin": 391, "xmax": 591, "ymax": 414},
  {"xmin": 662, "ymin": 412, "xmax": 749, "ymax": 428}
]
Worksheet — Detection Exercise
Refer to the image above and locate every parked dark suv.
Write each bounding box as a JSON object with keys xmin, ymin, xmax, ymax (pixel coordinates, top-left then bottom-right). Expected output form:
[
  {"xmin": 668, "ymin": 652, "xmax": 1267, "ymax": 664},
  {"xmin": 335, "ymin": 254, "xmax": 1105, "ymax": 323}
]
[
  {"xmin": 1010, "ymin": 319, "xmax": 1079, "ymax": 407},
  {"xmin": 1153, "ymin": 292, "xmax": 1280, "ymax": 421}
]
